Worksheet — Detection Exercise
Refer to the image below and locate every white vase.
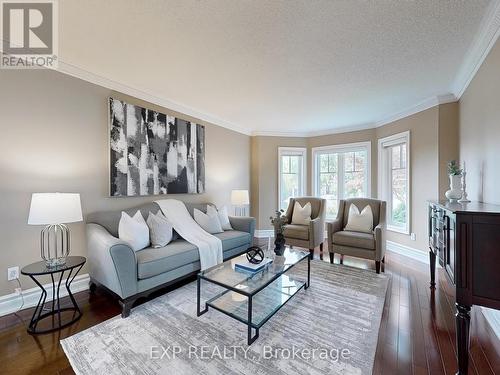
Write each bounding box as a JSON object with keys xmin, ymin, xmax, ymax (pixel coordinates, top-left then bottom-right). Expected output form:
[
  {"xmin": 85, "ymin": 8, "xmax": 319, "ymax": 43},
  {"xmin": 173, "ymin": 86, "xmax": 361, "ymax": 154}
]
[{"xmin": 445, "ymin": 174, "xmax": 463, "ymax": 201}]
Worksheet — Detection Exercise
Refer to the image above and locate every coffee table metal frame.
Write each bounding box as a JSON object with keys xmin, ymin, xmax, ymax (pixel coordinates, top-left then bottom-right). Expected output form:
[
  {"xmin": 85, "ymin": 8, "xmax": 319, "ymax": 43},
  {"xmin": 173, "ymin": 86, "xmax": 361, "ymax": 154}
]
[{"xmin": 197, "ymin": 250, "xmax": 310, "ymax": 345}]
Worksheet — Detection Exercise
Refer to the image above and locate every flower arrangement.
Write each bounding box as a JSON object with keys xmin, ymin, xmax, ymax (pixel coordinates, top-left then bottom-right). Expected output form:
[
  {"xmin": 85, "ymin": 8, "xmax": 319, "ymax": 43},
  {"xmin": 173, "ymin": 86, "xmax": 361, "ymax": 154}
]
[
  {"xmin": 447, "ymin": 160, "xmax": 463, "ymax": 176},
  {"xmin": 270, "ymin": 209, "xmax": 287, "ymax": 234}
]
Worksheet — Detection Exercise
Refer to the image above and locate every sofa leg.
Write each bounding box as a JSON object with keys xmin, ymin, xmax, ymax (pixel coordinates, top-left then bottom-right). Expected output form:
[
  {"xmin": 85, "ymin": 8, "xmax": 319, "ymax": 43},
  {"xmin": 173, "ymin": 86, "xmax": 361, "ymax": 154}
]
[
  {"xmin": 329, "ymin": 252, "xmax": 334, "ymax": 264},
  {"xmin": 319, "ymin": 243, "xmax": 324, "ymax": 260},
  {"xmin": 309, "ymin": 249, "xmax": 314, "ymax": 260},
  {"xmin": 120, "ymin": 298, "xmax": 135, "ymax": 318},
  {"xmin": 340, "ymin": 255, "xmax": 344, "ymax": 265},
  {"xmin": 375, "ymin": 261, "xmax": 381, "ymax": 274}
]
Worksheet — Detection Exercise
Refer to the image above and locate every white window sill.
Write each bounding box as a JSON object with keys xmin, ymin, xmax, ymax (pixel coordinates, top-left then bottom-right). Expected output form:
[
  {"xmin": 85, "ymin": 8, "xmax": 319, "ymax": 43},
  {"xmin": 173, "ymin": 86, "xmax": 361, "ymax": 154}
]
[{"xmin": 387, "ymin": 225, "xmax": 410, "ymax": 235}]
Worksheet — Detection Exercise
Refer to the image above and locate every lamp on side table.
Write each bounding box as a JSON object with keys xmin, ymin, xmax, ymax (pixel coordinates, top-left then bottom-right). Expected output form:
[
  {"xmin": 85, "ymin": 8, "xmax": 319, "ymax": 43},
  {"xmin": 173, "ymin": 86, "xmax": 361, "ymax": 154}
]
[
  {"xmin": 231, "ymin": 189, "xmax": 249, "ymax": 216},
  {"xmin": 28, "ymin": 193, "xmax": 83, "ymax": 267}
]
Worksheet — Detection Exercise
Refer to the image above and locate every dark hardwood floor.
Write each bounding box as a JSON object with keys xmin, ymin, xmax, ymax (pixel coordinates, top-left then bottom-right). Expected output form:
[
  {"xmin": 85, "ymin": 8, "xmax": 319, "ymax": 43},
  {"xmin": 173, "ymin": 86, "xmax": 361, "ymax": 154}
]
[{"xmin": 1, "ymin": 246, "xmax": 499, "ymax": 374}]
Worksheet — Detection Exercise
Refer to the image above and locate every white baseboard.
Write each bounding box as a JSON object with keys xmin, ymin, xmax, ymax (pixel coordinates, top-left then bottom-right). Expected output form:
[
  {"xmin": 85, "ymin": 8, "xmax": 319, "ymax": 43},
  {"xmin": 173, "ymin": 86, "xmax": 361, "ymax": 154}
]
[
  {"xmin": 481, "ymin": 307, "xmax": 500, "ymax": 340},
  {"xmin": 0, "ymin": 273, "xmax": 90, "ymax": 317},
  {"xmin": 386, "ymin": 240, "xmax": 430, "ymax": 265},
  {"xmin": 255, "ymin": 229, "xmax": 274, "ymax": 238}
]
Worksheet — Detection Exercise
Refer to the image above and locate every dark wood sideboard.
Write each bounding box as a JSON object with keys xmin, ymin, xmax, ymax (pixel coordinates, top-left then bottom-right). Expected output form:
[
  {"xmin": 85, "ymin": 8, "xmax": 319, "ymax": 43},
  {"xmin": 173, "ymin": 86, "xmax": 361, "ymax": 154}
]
[{"xmin": 428, "ymin": 200, "xmax": 500, "ymax": 375}]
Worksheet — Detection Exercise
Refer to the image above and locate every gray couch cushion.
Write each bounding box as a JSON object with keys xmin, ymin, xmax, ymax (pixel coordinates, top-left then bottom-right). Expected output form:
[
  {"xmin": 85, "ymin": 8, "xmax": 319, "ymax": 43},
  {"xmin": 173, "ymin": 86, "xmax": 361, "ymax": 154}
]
[
  {"xmin": 136, "ymin": 230, "xmax": 251, "ymax": 279},
  {"xmin": 283, "ymin": 224, "xmax": 309, "ymax": 240},
  {"xmin": 136, "ymin": 239, "xmax": 199, "ymax": 279},
  {"xmin": 332, "ymin": 230, "xmax": 375, "ymax": 250},
  {"xmin": 213, "ymin": 230, "xmax": 251, "ymax": 251}
]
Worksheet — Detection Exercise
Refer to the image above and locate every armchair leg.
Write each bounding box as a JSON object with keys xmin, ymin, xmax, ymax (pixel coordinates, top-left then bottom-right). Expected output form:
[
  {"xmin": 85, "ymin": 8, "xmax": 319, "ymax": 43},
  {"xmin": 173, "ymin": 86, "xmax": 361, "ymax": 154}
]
[
  {"xmin": 319, "ymin": 243, "xmax": 324, "ymax": 260},
  {"xmin": 309, "ymin": 249, "xmax": 314, "ymax": 260},
  {"xmin": 340, "ymin": 255, "xmax": 344, "ymax": 265},
  {"xmin": 329, "ymin": 252, "xmax": 334, "ymax": 264},
  {"xmin": 375, "ymin": 261, "xmax": 381, "ymax": 274}
]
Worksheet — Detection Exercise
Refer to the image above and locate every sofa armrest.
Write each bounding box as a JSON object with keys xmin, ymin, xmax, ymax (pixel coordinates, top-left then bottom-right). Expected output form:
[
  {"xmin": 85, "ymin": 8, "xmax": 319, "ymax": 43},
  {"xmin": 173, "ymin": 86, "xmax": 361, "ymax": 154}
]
[
  {"xmin": 86, "ymin": 223, "xmax": 138, "ymax": 299},
  {"xmin": 373, "ymin": 223, "xmax": 386, "ymax": 261},
  {"xmin": 229, "ymin": 216, "xmax": 256, "ymax": 238},
  {"xmin": 309, "ymin": 217, "xmax": 325, "ymax": 248},
  {"xmin": 327, "ymin": 219, "xmax": 343, "ymax": 252}
]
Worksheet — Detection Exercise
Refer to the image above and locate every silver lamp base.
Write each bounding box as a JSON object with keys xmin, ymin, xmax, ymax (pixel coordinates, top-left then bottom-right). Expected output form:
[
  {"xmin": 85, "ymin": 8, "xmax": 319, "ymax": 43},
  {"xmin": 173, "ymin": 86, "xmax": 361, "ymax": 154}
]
[
  {"xmin": 45, "ymin": 257, "xmax": 67, "ymax": 268},
  {"xmin": 41, "ymin": 224, "xmax": 71, "ymax": 268}
]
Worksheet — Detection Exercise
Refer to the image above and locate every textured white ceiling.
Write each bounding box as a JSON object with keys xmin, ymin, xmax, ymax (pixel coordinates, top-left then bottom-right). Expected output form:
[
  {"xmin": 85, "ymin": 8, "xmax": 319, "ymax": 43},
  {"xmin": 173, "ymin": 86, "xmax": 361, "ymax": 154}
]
[{"xmin": 59, "ymin": 0, "xmax": 493, "ymax": 135}]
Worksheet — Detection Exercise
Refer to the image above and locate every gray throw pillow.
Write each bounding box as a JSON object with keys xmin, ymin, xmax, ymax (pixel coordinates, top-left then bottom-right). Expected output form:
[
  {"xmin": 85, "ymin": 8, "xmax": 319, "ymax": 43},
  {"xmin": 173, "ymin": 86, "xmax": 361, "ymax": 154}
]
[{"xmin": 147, "ymin": 211, "xmax": 173, "ymax": 248}]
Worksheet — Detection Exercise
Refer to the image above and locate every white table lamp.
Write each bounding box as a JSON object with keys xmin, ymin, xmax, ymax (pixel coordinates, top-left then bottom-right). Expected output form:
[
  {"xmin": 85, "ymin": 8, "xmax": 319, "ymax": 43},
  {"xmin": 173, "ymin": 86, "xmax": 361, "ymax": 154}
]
[
  {"xmin": 231, "ymin": 190, "xmax": 249, "ymax": 216},
  {"xmin": 28, "ymin": 193, "xmax": 83, "ymax": 267}
]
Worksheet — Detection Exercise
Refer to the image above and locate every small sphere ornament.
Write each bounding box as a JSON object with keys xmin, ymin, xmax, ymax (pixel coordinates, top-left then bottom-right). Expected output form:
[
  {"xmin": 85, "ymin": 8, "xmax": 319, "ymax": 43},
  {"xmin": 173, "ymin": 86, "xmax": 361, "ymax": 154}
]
[{"xmin": 246, "ymin": 247, "xmax": 265, "ymax": 264}]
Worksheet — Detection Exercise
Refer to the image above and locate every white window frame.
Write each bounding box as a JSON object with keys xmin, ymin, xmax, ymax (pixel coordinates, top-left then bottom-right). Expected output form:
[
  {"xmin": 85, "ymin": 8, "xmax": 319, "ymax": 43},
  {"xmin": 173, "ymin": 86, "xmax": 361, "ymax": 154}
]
[
  {"xmin": 278, "ymin": 147, "xmax": 307, "ymax": 210},
  {"xmin": 378, "ymin": 131, "xmax": 410, "ymax": 234},
  {"xmin": 312, "ymin": 141, "xmax": 372, "ymax": 217}
]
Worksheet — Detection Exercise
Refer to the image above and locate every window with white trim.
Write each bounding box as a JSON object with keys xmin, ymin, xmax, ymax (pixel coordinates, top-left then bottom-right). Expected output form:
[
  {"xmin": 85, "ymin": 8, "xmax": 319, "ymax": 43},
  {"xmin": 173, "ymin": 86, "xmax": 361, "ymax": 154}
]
[
  {"xmin": 312, "ymin": 142, "xmax": 371, "ymax": 219},
  {"xmin": 278, "ymin": 147, "xmax": 306, "ymax": 211},
  {"xmin": 378, "ymin": 131, "xmax": 410, "ymax": 234}
]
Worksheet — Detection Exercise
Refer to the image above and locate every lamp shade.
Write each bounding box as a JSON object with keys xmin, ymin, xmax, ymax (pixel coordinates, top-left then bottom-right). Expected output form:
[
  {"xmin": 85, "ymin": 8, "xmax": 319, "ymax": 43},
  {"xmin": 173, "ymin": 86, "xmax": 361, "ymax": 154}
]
[
  {"xmin": 231, "ymin": 190, "xmax": 249, "ymax": 205},
  {"xmin": 28, "ymin": 193, "xmax": 83, "ymax": 225}
]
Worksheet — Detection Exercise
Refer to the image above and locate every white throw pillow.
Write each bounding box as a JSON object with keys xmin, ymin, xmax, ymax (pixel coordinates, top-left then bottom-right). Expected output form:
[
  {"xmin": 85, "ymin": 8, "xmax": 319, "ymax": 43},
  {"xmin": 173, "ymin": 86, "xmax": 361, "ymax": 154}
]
[
  {"xmin": 147, "ymin": 211, "xmax": 173, "ymax": 248},
  {"xmin": 291, "ymin": 201, "xmax": 312, "ymax": 225},
  {"xmin": 344, "ymin": 204, "xmax": 374, "ymax": 233},
  {"xmin": 194, "ymin": 208, "xmax": 224, "ymax": 234},
  {"xmin": 207, "ymin": 205, "xmax": 233, "ymax": 230},
  {"xmin": 118, "ymin": 210, "xmax": 150, "ymax": 251}
]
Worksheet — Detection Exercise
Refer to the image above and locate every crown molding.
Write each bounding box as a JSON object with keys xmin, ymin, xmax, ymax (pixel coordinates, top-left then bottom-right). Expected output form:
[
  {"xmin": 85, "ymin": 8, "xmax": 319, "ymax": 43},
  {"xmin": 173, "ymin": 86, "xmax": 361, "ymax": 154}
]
[
  {"xmin": 56, "ymin": 60, "xmax": 253, "ymax": 135},
  {"xmin": 252, "ymin": 122, "xmax": 376, "ymax": 138},
  {"xmin": 252, "ymin": 93, "xmax": 456, "ymax": 138},
  {"xmin": 453, "ymin": 0, "xmax": 500, "ymax": 99},
  {"xmin": 374, "ymin": 93, "xmax": 457, "ymax": 128}
]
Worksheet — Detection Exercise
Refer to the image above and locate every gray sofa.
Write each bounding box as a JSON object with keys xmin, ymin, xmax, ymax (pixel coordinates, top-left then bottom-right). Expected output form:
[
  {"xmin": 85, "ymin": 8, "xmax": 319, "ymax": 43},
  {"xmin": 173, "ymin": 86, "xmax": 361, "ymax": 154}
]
[{"xmin": 86, "ymin": 201, "xmax": 255, "ymax": 317}]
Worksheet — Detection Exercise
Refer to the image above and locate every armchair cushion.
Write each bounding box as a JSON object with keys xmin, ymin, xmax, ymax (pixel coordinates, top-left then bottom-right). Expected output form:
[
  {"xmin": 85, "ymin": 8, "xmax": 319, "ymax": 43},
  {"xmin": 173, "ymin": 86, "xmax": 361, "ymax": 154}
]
[
  {"xmin": 283, "ymin": 224, "xmax": 309, "ymax": 240},
  {"xmin": 332, "ymin": 230, "xmax": 375, "ymax": 250}
]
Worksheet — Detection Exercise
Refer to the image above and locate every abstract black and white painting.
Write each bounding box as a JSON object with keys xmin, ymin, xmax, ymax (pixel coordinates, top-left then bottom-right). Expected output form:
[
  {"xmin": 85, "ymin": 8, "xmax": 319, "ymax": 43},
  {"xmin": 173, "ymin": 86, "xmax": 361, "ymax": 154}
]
[{"xmin": 109, "ymin": 98, "xmax": 205, "ymax": 196}]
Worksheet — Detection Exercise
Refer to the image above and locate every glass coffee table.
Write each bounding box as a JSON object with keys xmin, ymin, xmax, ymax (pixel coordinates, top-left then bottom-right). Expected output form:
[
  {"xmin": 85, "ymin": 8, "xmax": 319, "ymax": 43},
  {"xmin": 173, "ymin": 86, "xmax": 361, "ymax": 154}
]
[{"xmin": 197, "ymin": 247, "xmax": 310, "ymax": 345}]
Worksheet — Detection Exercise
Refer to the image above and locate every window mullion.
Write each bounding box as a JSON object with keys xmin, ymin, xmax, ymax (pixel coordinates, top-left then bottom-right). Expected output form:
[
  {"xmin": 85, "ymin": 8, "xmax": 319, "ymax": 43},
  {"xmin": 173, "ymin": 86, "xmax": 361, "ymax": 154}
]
[{"xmin": 338, "ymin": 153, "xmax": 344, "ymax": 200}]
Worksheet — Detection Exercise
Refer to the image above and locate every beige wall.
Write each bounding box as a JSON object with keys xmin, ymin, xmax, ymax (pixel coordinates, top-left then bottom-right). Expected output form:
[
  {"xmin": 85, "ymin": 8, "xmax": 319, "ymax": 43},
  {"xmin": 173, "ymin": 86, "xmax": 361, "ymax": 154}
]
[
  {"xmin": 459, "ymin": 38, "xmax": 500, "ymax": 205},
  {"xmin": 438, "ymin": 102, "xmax": 460, "ymax": 198},
  {"xmin": 250, "ymin": 136, "xmax": 307, "ymax": 229},
  {"xmin": 0, "ymin": 69, "xmax": 250, "ymax": 296}
]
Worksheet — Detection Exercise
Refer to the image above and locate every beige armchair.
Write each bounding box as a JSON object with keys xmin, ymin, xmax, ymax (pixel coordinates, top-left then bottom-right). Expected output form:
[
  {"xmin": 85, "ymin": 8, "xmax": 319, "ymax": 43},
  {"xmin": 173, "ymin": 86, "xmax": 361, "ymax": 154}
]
[
  {"xmin": 281, "ymin": 197, "xmax": 327, "ymax": 259},
  {"xmin": 327, "ymin": 198, "xmax": 386, "ymax": 273}
]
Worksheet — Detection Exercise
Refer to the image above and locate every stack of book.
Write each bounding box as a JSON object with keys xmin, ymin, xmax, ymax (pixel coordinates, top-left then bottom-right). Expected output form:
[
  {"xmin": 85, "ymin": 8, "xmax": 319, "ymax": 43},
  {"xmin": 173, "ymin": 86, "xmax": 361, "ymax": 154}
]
[{"xmin": 234, "ymin": 258, "xmax": 273, "ymax": 273}]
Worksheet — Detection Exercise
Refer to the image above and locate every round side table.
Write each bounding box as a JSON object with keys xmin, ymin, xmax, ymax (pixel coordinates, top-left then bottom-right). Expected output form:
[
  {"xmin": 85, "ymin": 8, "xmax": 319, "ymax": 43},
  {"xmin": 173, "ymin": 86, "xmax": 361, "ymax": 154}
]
[{"xmin": 21, "ymin": 256, "xmax": 86, "ymax": 334}]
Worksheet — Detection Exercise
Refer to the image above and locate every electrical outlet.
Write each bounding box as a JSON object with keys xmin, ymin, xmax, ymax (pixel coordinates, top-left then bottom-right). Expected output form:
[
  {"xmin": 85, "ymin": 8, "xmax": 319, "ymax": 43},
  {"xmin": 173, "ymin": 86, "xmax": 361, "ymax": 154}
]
[
  {"xmin": 410, "ymin": 233, "xmax": 416, "ymax": 241},
  {"xmin": 7, "ymin": 266, "xmax": 19, "ymax": 281}
]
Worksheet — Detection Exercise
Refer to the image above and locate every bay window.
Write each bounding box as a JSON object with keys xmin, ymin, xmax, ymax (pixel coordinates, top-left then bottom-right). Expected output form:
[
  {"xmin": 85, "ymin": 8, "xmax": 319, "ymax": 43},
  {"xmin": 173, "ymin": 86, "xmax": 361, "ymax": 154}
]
[
  {"xmin": 278, "ymin": 147, "xmax": 306, "ymax": 211},
  {"xmin": 312, "ymin": 142, "xmax": 371, "ymax": 219},
  {"xmin": 378, "ymin": 131, "xmax": 410, "ymax": 233}
]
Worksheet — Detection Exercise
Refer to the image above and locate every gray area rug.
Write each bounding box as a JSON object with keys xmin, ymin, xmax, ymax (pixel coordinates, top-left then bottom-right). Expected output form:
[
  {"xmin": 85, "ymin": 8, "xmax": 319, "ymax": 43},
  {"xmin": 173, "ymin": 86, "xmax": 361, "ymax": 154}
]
[{"xmin": 61, "ymin": 261, "xmax": 388, "ymax": 375}]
